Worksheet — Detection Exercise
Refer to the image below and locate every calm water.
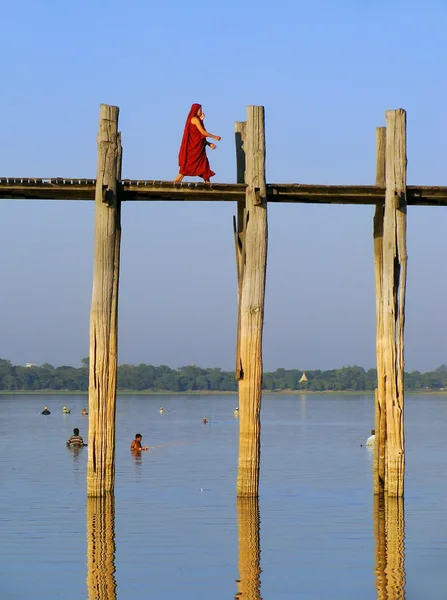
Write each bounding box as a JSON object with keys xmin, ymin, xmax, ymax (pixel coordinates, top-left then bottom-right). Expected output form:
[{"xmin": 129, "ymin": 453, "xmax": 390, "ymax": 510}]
[{"xmin": 0, "ymin": 393, "xmax": 446, "ymax": 599}]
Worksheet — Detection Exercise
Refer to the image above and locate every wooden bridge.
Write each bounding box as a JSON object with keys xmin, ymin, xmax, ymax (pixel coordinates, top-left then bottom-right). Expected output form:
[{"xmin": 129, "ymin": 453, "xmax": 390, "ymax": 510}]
[
  {"xmin": 2, "ymin": 103, "xmax": 443, "ymax": 503},
  {"xmin": 1, "ymin": 177, "xmax": 447, "ymax": 205}
]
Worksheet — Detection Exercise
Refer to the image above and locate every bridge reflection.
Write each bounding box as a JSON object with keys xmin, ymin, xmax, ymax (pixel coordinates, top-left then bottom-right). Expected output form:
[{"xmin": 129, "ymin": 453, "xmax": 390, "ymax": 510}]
[
  {"xmin": 86, "ymin": 494, "xmax": 117, "ymax": 600},
  {"xmin": 374, "ymin": 495, "xmax": 406, "ymax": 600},
  {"xmin": 235, "ymin": 497, "xmax": 262, "ymax": 600}
]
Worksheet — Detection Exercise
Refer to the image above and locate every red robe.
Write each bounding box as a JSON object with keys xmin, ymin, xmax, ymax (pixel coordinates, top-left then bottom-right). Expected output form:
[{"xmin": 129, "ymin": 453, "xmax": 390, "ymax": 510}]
[{"xmin": 178, "ymin": 103, "xmax": 215, "ymax": 180}]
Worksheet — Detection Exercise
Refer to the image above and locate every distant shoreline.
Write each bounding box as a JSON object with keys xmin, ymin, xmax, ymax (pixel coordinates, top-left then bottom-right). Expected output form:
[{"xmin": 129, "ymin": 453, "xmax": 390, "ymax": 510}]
[{"xmin": 1, "ymin": 389, "xmax": 446, "ymax": 396}]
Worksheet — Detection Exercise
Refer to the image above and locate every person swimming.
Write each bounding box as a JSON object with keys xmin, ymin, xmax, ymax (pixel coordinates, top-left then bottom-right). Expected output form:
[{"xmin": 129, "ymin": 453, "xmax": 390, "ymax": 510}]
[
  {"xmin": 66, "ymin": 428, "xmax": 85, "ymax": 448},
  {"xmin": 160, "ymin": 407, "xmax": 164, "ymax": 414},
  {"xmin": 81, "ymin": 408, "xmax": 88, "ymax": 416},
  {"xmin": 41, "ymin": 407, "xmax": 51, "ymax": 415},
  {"xmin": 130, "ymin": 433, "xmax": 149, "ymax": 452},
  {"xmin": 366, "ymin": 429, "xmax": 376, "ymax": 446}
]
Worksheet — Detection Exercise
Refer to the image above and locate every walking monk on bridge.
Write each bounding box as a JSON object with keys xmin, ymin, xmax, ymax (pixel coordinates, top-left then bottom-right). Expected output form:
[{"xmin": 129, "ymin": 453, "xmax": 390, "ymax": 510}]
[{"xmin": 174, "ymin": 103, "xmax": 221, "ymax": 183}]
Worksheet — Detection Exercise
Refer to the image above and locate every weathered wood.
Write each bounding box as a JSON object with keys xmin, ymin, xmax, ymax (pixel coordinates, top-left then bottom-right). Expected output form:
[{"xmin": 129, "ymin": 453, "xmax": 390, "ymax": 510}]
[
  {"xmin": 236, "ymin": 497, "xmax": 261, "ymax": 600},
  {"xmin": 87, "ymin": 104, "xmax": 121, "ymax": 497},
  {"xmin": 374, "ymin": 126, "xmax": 386, "ymax": 495},
  {"xmin": 1, "ymin": 179, "xmax": 447, "ymax": 205},
  {"xmin": 87, "ymin": 495, "xmax": 117, "ymax": 599},
  {"xmin": 236, "ymin": 106, "xmax": 268, "ymax": 497},
  {"xmin": 234, "ymin": 121, "xmax": 247, "ymax": 380},
  {"xmin": 382, "ymin": 109, "xmax": 407, "ymax": 497}
]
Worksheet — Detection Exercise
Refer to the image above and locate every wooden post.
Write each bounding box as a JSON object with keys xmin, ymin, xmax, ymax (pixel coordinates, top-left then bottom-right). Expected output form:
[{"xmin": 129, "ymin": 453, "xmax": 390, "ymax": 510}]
[
  {"xmin": 382, "ymin": 109, "xmax": 407, "ymax": 497},
  {"xmin": 87, "ymin": 495, "xmax": 117, "ymax": 599},
  {"xmin": 373, "ymin": 126, "xmax": 386, "ymax": 494},
  {"xmin": 236, "ymin": 106, "xmax": 268, "ymax": 497},
  {"xmin": 87, "ymin": 104, "xmax": 122, "ymax": 497},
  {"xmin": 236, "ymin": 497, "xmax": 261, "ymax": 600},
  {"xmin": 234, "ymin": 121, "xmax": 247, "ymax": 379}
]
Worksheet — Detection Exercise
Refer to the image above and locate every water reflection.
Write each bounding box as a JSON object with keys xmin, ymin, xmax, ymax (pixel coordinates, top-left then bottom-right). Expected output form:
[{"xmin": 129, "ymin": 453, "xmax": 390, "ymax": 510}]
[
  {"xmin": 235, "ymin": 497, "xmax": 262, "ymax": 599},
  {"xmin": 87, "ymin": 494, "xmax": 117, "ymax": 600},
  {"xmin": 374, "ymin": 495, "xmax": 406, "ymax": 599}
]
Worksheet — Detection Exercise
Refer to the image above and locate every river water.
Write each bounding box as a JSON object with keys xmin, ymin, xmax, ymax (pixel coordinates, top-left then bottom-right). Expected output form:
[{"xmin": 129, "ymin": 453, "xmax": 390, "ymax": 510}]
[{"xmin": 0, "ymin": 393, "xmax": 446, "ymax": 599}]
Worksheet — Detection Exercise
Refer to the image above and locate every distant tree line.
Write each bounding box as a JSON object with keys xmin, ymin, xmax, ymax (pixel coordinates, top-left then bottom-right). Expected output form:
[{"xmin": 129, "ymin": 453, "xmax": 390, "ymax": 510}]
[{"xmin": 1, "ymin": 358, "xmax": 447, "ymax": 393}]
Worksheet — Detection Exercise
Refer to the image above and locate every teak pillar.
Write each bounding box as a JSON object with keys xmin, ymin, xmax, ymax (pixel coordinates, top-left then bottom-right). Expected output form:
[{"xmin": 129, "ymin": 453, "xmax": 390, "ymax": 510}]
[
  {"xmin": 373, "ymin": 127, "xmax": 386, "ymax": 494},
  {"xmin": 382, "ymin": 109, "xmax": 407, "ymax": 497},
  {"xmin": 87, "ymin": 104, "xmax": 122, "ymax": 497},
  {"xmin": 235, "ymin": 106, "xmax": 268, "ymax": 497}
]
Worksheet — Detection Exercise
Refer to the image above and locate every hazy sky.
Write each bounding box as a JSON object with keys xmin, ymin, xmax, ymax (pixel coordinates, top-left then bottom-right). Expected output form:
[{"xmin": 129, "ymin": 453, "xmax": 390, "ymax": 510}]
[{"xmin": 0, "ymin": 0, "xmax": 446, "ymax": 372}]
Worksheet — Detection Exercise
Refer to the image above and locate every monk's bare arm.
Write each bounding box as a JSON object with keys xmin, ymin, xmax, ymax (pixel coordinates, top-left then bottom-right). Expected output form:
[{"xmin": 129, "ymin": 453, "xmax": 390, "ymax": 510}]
[{"xmin": 191, "ymin": 117, "xmax": 221, "ymax": 141}]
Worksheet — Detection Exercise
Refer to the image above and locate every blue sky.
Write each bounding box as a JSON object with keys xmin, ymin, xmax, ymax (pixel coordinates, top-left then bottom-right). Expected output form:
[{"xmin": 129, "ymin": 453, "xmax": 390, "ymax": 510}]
[{"xmin": 0, "ymin": 0, "xmax": 446, "ymax": 371}]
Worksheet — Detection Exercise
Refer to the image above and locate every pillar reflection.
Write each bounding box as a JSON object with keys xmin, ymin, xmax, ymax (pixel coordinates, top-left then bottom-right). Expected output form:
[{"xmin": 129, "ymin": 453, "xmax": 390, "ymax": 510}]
[
  {"xmin": 374, "ymin": 495, "xmax": 406, "ymax": 600},
  {"xmin": 235, "ymin": 497, "xmax": 262, "ymax": 600},
  {"xmin": 87, "ymin": 494, "xmax": 117, "ymax": 600}
]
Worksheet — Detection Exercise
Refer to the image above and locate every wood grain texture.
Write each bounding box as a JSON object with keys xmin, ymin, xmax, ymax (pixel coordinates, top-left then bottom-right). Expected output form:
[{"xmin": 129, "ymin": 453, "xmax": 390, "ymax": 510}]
[
  {"xmin": 236, "ymin": 107, "xmax": 268, "ymax": 497},
  {"xmin": 382, "ymin": 109, "xmax": 407, "ymax": 497},
  {"xmin": 87, "ymin": 105, "xmax": 121, "ymax": 497}
]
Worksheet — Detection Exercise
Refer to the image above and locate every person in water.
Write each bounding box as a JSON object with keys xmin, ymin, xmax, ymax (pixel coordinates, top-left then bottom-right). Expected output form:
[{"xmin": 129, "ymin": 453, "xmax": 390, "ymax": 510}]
[
  {"xmin": 366, "ymin": 429, "xmax": 376, "ymax": 446},
  {"xmin": 81, "ymin": 408, "xmax": 88, "ymax": 416},
  {"xmin": 130, "ymin": 433, "xmax": 148, "ymax": 452},
  {"xmin": 66, "ymin": 428, "xmax": 84, "ymax": 448},
  {"xmin": 174, "ymin": 103, "xmax": 221, "ymax": 183},
  {"xmin": 41, "ymin": 407, "xmax": 51, "ymax": 415}
]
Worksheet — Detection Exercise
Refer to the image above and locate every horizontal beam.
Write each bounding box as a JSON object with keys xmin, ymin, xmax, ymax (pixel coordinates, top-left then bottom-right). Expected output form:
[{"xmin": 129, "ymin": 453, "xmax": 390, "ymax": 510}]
[{"xmin": 0, "ymin": 178, "xmax": 447, "ymax": 205}]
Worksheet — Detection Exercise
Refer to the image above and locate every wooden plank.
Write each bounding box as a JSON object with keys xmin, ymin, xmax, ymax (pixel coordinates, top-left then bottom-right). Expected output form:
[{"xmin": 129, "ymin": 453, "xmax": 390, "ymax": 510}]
[
  {"xmin": 87, "ymin": 104, "xmax": 121, "ymax": 497},
  {"xmin": 382, "ymin": 109, "xmax": 407, "ymax": 498},
  {"xmin": 0, "ymin": 179, "xmax": 446, "ymax": 205},
  {"xmin": 374, "ymin": 126, "xmax": 386, "ymax": 495},
  {"xmin": 236, "ymin": 106, "xmax": 268, "ymax": 498}
]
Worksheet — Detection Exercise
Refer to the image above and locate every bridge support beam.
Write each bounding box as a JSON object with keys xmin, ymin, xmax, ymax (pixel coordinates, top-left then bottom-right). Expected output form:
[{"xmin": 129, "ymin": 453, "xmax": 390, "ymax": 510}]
[
  {"xmin": 374, "ymin": 109, "xmax": 407, "ymax": 498},
  {"xmin": 373, "ymin": 126, "xmax": 386, "ymax": 494},
  {"xmin": 235, "ymin": 106, "xmax": 268, "ymax": 497},
  {"xmin": 87, "ymin": 104, "xmax": 122, "ymax": 497}
]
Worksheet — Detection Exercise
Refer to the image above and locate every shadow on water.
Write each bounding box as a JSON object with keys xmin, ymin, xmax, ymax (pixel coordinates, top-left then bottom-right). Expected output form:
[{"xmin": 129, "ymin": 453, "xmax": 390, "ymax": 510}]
[
  {"xmin": 374, "ymin": 495, "xmax": 406, "ymax": 600},
  {"xmin": 235, "ymin": 497, "xmax": 262, "ymax": 600},
  {"xmin": 86, "ymin": 494, "xmax": 117, "ymax": 600}
]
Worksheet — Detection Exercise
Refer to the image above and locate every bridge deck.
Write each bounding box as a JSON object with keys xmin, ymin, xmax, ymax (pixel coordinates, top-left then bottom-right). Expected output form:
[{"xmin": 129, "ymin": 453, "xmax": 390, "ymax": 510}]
[{"xmin": 0, "ymin": 178, "xmax": 446, "ymax": 205}]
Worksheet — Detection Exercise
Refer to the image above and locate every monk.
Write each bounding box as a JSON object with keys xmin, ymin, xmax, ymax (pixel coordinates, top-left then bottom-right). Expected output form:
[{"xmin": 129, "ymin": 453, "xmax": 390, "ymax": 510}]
[{"xmin": 174, "ymin": 103, "xmax": 221, "ymax": 183}]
